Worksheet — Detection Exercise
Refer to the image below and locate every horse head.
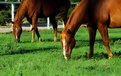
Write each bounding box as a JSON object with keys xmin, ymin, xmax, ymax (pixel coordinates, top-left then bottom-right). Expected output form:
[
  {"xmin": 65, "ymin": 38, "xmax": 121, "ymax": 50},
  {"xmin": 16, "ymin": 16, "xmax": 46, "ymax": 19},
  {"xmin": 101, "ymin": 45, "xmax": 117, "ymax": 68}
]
[
  {"xmin": 12, "ymin": 20, "xmax": 23, "ymax": 42},
  {"xmin": 60, "ymin": 29, "xmax": 76, "ymax": 60}
]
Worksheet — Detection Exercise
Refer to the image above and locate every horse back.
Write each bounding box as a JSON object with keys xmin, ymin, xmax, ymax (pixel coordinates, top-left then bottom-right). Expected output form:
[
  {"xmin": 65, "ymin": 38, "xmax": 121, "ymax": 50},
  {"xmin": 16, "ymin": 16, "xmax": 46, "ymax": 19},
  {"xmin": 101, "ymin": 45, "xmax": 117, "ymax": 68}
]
[
  {"xmin": 25, "ymin": 0, "xmax": 70, "ymax": 17},
  {"xmin": 88, "ymin": 0, "xmax": 121, "ymax": 27},
  {"xmin": 109, "ymin": 0, "xmax": 121, "ymax": 27}
]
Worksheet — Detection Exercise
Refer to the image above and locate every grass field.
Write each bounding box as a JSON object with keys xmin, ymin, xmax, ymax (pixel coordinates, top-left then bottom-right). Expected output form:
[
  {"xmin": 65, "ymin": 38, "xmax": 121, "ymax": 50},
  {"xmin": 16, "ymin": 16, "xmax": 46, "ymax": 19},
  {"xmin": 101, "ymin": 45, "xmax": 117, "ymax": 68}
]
[{"xmin": 0, "ymin": 27, "xmax": 121, "ymax": 76}]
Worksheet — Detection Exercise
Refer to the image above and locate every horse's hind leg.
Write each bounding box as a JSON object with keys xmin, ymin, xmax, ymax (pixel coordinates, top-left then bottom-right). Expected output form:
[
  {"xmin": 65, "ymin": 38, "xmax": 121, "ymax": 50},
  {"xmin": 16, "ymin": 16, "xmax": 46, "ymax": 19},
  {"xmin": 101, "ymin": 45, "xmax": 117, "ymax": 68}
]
[
  {"xmin": 50, "ymin": 17, "xmax": 58, "ymax": 41},
  {"xmin": 97, "ymin": 23, "xmax": 113, "ymax": 58},
  {"xmin": 87, "ymin": 25, "xmax": 97, "ymax": 58}
]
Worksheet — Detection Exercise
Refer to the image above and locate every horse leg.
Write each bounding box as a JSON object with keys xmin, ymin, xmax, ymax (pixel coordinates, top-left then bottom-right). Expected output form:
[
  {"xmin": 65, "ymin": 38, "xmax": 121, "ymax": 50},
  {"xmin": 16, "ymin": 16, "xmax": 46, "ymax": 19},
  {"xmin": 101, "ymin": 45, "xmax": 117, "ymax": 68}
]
[
  {"xmin": 62, "ymin": 14, "xmax": 68, "ymax": 25},
  {"xmin": 27, "ymin": 16, "xmax": 41, "ymax": 42},
  {"xmin": 50, "ymin": 17, "xmax": 58, "ymax": 41},
  {"xmin": 87, "ymin": 25, "xmax": 97, "ymax": 58},
  {"xmin": 27, "ymin": 16, "xmax": 33, "ymax": 30},
  {"xmin": 35, "ymin": 27, "xmax": 41, "ymax": 41},
  {"xmin": 97, "ymin": 23, "xmax": 113, "ymax": 58},
  {"xmin": 31, "ymin": 14, "xmax": 41, "ymax": 42}
]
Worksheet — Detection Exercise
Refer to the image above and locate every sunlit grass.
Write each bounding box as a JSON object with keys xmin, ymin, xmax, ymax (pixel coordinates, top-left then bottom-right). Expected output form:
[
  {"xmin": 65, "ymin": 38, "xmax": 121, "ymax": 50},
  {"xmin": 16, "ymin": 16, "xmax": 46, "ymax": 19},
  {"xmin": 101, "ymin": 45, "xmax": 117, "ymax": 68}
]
[{"xmin": 0, "ymin": 27, "xmax": 121, "ymax": 76}]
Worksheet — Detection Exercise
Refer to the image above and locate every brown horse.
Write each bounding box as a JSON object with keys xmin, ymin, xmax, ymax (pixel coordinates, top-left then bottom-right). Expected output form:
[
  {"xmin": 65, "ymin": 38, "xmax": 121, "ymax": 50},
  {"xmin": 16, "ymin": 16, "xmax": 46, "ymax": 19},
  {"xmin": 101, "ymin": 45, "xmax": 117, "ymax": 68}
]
[
  {"xmin": 13, "ymin": 0, "xmax": 70, "ymax": 42},
  {"xmin": 60, "ymin": 0, "xmax": 121, "ymax": 60}
]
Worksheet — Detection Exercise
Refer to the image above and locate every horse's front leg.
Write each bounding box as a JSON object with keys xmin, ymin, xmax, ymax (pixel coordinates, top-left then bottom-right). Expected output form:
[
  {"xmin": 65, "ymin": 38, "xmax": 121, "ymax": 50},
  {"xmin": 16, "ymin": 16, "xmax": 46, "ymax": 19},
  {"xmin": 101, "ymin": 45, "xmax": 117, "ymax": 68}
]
[
  {"xmin": 50, "ymin": 17, "xmax": 58, "ymax": 41},
  {"xmin": 87, "ymin": 25, "xmax": 97, "ymax": 58},
  {"xmin": 35, "ymin": 27, "xmax": 41, "ymax": 41},
  {"xmin": 97, "ymin": 23, "xmax": 113, "ymax": 58},
  {"xmin": 31, "ymin": 25, "xmax": 36, "ymax": 42},
  {"xmin": 31, "ymin": 14, "xmax": 41, "ymax": 42}
]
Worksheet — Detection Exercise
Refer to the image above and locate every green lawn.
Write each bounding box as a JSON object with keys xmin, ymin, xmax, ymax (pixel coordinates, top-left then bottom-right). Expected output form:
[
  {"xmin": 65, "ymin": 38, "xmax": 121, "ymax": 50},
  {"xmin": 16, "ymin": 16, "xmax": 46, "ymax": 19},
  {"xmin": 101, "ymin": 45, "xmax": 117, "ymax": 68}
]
[{"xmin": 0, "ymin": 27, "xmax": 121, "ymax": 76}]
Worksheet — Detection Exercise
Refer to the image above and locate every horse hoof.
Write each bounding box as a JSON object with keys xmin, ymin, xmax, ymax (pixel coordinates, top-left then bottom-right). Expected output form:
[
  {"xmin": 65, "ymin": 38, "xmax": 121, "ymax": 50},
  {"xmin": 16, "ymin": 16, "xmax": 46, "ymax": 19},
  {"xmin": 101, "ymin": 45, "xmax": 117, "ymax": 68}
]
[
  {"xmin": 54, "ymin": 37, "xmax": 57, "ymax": 42},
  {"xmin": 38, "ymin": 38, "xmax": 42, "ymax": 41},
  {"xmin": 108, "ymin": 57, "xmax": 112, "ymax": 59},
  {"xmin": 88, "ymin": 54, "xmax": 93, "ymax": 58},
  {"xmin": 54, "ymin": 40, "xmax": 57, "ymax": 42},
  {"xmin": 15, "ymin": 39, "xmax": 20, "ymax": 43},
  {"xmin": 108, "ymin": 54, "xmax": 113, "ymax": 59},
  {"xmin": 31, "ymin": 40, "xmax": 34, "ymax": 42}
]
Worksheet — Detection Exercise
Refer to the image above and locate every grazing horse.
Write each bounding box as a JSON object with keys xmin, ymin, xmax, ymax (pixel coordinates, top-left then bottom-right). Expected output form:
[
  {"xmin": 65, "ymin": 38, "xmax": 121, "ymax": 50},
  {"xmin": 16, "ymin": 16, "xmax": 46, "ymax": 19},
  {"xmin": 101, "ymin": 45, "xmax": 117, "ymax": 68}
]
[
  {"xmin": 60, "ymin": 0, "xmax": 121, "ymax": 59},
  {"xmin": 13, "ymin": 0, "xmax": 70, "ymax": 42}
]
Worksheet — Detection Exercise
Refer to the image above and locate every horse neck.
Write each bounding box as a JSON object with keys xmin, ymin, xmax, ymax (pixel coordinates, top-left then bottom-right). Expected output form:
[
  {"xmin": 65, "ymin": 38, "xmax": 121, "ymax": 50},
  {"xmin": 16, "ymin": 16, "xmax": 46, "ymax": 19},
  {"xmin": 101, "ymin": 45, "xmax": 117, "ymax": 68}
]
[
  {"xmin": 63, "ymin": 0, "xmax": 89, "ymax": 36},
  {"xmin": 14, "ymin": 1, "xmax": 27, "ymax": 22}
]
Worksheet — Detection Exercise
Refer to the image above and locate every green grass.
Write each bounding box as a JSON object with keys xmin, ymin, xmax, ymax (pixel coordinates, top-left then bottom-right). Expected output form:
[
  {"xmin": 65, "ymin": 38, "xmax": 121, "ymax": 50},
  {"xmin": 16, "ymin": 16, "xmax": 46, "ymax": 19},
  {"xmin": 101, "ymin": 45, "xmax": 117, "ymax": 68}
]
[{"xmin": 0, "ymin": 27, "xmax": 121, "ymax": 76}]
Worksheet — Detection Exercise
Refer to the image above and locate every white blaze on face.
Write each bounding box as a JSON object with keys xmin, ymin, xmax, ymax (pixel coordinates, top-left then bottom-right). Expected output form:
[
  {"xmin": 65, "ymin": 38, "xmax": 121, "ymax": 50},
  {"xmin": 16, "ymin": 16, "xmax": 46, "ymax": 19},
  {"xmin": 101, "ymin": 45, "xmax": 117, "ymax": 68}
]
[
  {"xmin": 62, "ymin": 39, "xmax": 68, "ymax": 60},
  {"xmin": 15, "ymin": 28, "xmax": 18, "ymax": 39}
]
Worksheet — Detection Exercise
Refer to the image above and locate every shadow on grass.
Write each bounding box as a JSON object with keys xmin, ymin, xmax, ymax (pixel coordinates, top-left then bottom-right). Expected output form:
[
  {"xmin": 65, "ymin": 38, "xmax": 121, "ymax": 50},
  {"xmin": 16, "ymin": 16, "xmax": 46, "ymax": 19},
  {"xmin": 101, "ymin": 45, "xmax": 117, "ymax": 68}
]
[
  {"xmin": 41, "ymin": 39, "xmax": 61, "ymax": 42},
  {"xmin": 75, "ymin": 37, "xmax": 121, "ymax": 49},
  {"xmin": 20, "ymin": 36, "xmax": 121, "ymax": 51},
  {"xmin": 73, "ymin": 37, "xmax": 121, "ymax": 60},
  {"xmin": 1, "ymin": 37, "xmax": 121, "ymax": 59},
  {"xmin": 0, "ymin": 46, "xmax": 61, "ymax": 56},
  {"xmin": 75, "ymin": 39, "xmax": 103, "ymax": 49},
  {"xmin": 72, "ymin": 51, "xmax": 121, "ymax": 60},
  {"xmin": 20, "ymin": 38, "xmax": 61, "ymax": 43}
]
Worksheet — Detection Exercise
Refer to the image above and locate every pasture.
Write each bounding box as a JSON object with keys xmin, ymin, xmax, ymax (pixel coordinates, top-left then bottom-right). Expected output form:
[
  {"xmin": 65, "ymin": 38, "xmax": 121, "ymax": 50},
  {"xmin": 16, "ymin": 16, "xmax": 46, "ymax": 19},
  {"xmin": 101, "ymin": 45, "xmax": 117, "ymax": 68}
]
[{"xmin": 0, "ymin": 27, "xmax": 121, "ymax": 76}]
